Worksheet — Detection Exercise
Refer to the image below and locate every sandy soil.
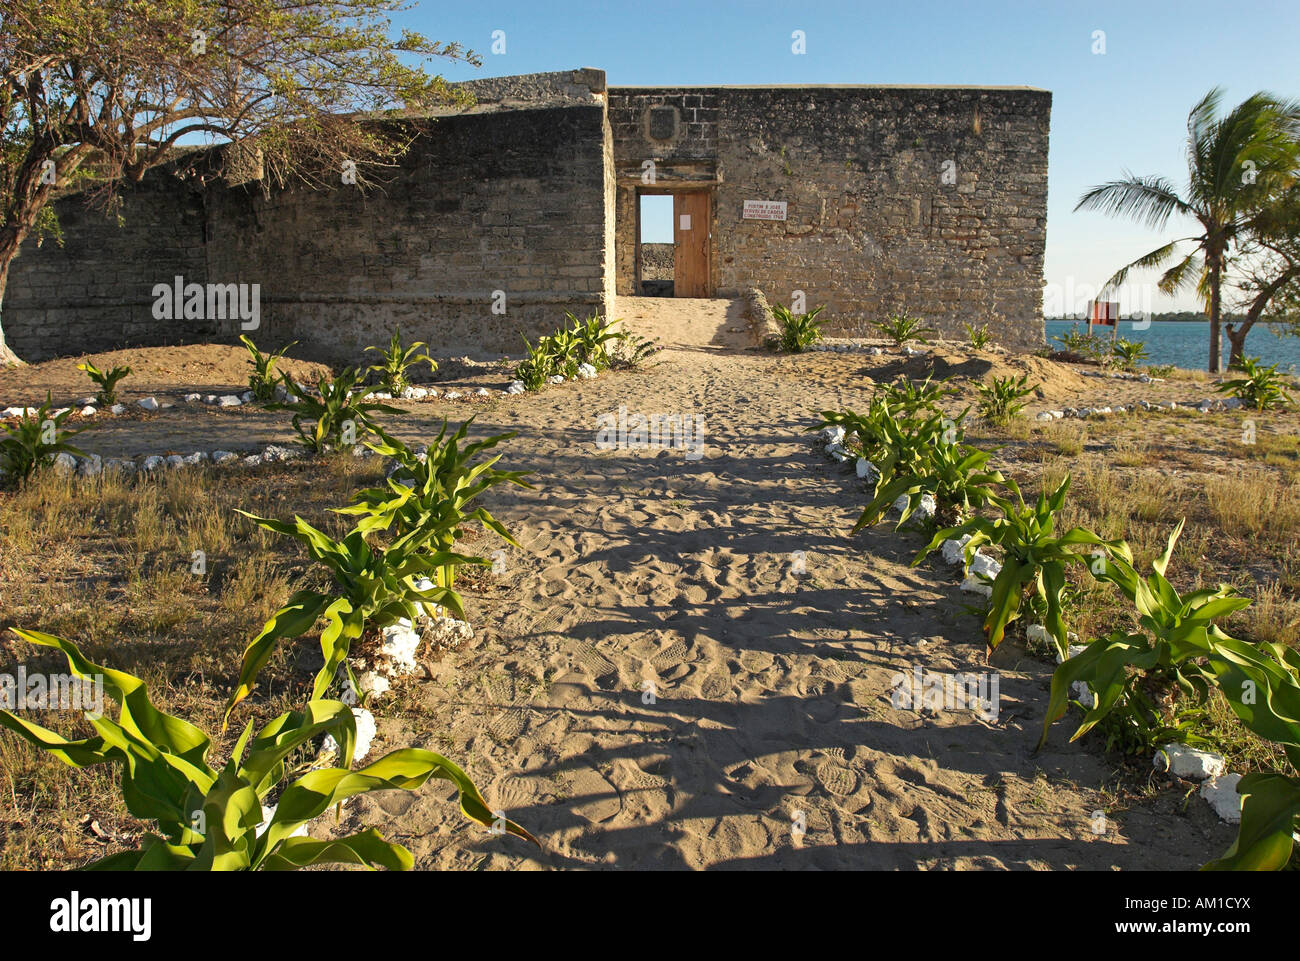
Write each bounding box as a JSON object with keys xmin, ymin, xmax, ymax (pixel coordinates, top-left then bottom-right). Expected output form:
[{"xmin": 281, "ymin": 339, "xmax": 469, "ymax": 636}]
[
  {"xmin": 1, "ymin": 300, "xmax": 1239, "ymax": 869},
  {"xmin": 0, "ymin": 344, "xmax": 334, "ymax": 407}
]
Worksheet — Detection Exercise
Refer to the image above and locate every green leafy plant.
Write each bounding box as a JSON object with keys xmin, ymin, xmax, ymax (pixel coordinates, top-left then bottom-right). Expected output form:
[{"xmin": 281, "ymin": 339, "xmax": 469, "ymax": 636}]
[
  {"xmin": 342, "ymin": 420, "xmax": 533, "ymax": 590},
  {"xmin": 566, "ymin": 312, "xmax": 622, "ymax": 369},
  {"xmin": 872, "ymin": 311, "xmax": 934, "ymax": 347},
  {"xmin": 1148, "ymin": 363, "xmax": 1177, "ymax": 378},
  {"xmin": 227, "ymin": 510, "xmax": 486, "ymax": 715},
  {"xmin": 1217, "ymin": 355, "xmax": 1294, "ymax": 410},
  {"xmin": 809, "ymin": 402, "xmax": 891, "ymax": 460},
  {"xmin": 76, "ymin": 360, "xmax": 131, "ymax": 406},
  {"xmin": 964, "ymin": 322, "xmax": 992, "ymax": 350},
  {"xmin": 875, "ymin": 375, "xmax": 957, "ymax": 418},
  {"xmin": 515, "ymin": 336, "xmax": 555, "ymax": 391},
  {"xmin": 1040, "ymin": 519, "xmax": 1300, "ymax": 869},
  {"xmin": 608, "ymin": 331, "xmax": 661, "ymax": 370},
  {"xmin": 977, "ymin": 373, "xmax": 1037, "ymax": 424},
  {"xmin": 1052, "ymin": 324, "xmax": 1110, "ymax": 363},
  {"xmin": 240, "ymin": 335, "xmax": 298, "ymax": 404},
  {"xmin": 271, "ymin": 368, "xmax": 401, "ymax": 454},
  {"xmin": 1111, "ymin": 337, "xmax": 1151, "ymax": 371},
  {"xmin": 772, "ymin": 304, "xmax": 826, "ymax": 353},
  {"xmin": 365, "ymin": 329, "xmax": 436, "ymax": 395},
  {"xmin": 1040, "ymin": 521, "xmax": 1241, "ymax": 753},
  {"xmin": 916, "ymin": 475, "xmax": 1132, "ymax": 656},
  {"xmin": 0, "ymin": 395, "xmax": 87, "ymax": 485},
  {"xmin": 547, "ymin": 328, "xmax": 582, "ymax": 379},
  {"xmin": 0, "ymin": 629, "xmax": 535, "ymax": 869},
  {"xmin": 857, "ymin": 437, "xmax": 1003, "ymax": 531}
]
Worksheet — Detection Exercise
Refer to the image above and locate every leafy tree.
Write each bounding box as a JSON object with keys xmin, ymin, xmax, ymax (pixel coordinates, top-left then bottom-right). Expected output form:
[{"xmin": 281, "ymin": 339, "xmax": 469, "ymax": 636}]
[
  {"xmin": 1077, "ymin": 88, "xmax": 1300, "ymax": 372},
  {"xmin": 0, "ymin": 1, "xmax": 478, "ymax": 365}
]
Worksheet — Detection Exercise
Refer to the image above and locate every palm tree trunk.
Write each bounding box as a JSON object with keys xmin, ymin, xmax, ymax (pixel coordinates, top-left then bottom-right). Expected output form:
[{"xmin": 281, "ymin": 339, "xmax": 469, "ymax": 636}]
[{"xmin": 1208, "ymin": 259, "xmax": 1222, "ymax": 373}]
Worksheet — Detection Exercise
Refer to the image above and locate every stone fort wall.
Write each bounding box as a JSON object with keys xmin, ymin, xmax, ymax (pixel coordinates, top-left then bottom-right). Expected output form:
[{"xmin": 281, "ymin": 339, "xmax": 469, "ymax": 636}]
[
  {"xmin": 3, "ymin": 72, "xmax": 1050, "ymax": 360},
  {"xmin": 4, "ymin": 70, "xmax": 614, "ymax": 363},
  {"xmin": 609, "ymin": 85, "xmax": 1051, "ymax": 348}
]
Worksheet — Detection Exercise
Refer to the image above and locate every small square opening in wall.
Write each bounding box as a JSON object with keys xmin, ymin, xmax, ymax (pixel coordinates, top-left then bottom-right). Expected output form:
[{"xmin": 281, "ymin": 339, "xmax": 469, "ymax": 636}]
[{"xmin": 648, "ymin": 106, "xmax": 677, "ymax": 141}]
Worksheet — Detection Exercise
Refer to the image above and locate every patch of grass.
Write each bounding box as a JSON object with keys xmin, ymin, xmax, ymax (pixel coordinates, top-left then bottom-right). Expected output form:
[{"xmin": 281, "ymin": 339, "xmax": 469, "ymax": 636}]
[{"xmin": 0, "ymin": 454, "xmax": 477, "ymax": 869}]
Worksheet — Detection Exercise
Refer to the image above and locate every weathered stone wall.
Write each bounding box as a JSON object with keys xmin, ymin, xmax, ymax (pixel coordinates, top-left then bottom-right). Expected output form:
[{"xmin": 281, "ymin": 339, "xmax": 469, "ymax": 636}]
[
  {"xmin": 202, "ymin": 102, "xmax": 611, "ymax": 363},
  {"xmin": 609, "ymin": 88, "xmax": 719, "ymax": 295},
  {"xmin": 5, "ymin": 74, "xmax": 1050, "ymax": 361},
  {"xmin": 609, "ymin": 85, "xmax": 1051, "ymax": 348},
  {"xmin": 3, "ymin": 168, "xmax": 211, "ymax": 359},
  {"xmin": 4, "ymin": 71, "xmax": 614, "ymax": 363}
]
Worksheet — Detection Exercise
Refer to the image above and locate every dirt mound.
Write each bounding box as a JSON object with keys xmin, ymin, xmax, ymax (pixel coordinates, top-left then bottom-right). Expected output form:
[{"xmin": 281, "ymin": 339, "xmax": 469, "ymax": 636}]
[
  {"xmin": 874, "ymin": 348, "xmax": 1094, "ymax": 405},
  {"xmin": 0, "ymin": 343, "xmax": 333, "ymax": 406}
]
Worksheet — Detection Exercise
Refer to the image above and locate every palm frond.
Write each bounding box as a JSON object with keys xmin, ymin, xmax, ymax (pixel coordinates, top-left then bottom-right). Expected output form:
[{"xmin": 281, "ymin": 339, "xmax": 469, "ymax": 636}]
[
  {"xmin": 1075, "ymin": 173, "xmax": 1193, "ymax": 230},
  {"xmin": 1099, "ymin": 239, "xmax": 1189, "ymax": 293}
]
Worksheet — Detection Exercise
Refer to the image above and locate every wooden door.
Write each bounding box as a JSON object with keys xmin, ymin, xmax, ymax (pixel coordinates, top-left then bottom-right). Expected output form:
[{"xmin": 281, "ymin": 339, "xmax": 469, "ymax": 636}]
[{"xmin": 673, "ymin": 192, "xmax": 710, "ymax": 297}]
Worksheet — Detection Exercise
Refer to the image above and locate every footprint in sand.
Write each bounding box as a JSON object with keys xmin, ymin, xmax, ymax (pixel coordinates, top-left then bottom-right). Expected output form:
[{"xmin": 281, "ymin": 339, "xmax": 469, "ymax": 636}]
[
  {"xmin": 698, "ymin": 672, "xmax": 731, "ymax": 700},
  {"xmin": 815, "ymin": 760, "xmax": 859, "ymax": 798},
  {"xmin": 650, "ymin": 639, "xmax": 690, "ymax": 672},
  {"xmin": 567, "ymin": 640, "xmax": 620, "ymax": 690}
]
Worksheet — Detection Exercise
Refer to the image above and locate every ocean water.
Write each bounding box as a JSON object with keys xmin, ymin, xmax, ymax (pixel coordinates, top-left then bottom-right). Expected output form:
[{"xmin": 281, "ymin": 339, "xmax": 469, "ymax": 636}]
[{"xmin": 1044, "ymin": 320, "xmax": 1300, "ymax": 373}]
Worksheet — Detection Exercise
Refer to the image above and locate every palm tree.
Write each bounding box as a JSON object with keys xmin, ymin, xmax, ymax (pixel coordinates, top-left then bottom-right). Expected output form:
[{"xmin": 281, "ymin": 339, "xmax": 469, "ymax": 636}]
[{"xmin": 1076, "ymin": 89, "xmax": 1300, "ymax": 371}]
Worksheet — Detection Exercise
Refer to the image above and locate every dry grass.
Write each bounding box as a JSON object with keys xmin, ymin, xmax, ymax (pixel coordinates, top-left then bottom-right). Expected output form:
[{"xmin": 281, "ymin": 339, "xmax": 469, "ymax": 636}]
[
  {"xmin": 0, "ymin": 453, "xmax": 427, "ymax": 868},
  {"xmin": 985, "ymin": 404, "xmax": 1300, "ymax": 779}
]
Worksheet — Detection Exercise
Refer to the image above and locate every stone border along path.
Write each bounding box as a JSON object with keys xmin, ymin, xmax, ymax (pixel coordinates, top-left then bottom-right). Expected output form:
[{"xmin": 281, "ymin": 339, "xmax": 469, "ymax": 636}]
[
  {"xmin": 810, "ymin": 423, "xmax": 1246, "ymax": 830},
  {"xmin": 0, "ymin": 364, "xmax": 609, "ymax": 479},
  {"xmin": 808, "ymin": 340, "xmax": 1253, "ymax": 418}
]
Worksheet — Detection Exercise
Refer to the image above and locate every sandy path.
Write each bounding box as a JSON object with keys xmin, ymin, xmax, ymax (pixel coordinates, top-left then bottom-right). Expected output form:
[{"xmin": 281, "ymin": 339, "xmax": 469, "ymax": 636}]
[{"xmin": 314, "ymin": 299, "xmax": 1232, "ymax": 870}]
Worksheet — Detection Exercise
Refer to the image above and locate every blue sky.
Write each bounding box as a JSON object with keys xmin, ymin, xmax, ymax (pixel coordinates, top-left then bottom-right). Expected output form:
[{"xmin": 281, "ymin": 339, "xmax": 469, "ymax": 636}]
[{"xmin": 398, "ymin": 0, "xmax": 1300, "ymax": 314}]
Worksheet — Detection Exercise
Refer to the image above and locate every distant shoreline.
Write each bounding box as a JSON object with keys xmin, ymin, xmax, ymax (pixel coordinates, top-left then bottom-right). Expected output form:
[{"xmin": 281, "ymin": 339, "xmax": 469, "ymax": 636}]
[{"xmin": 1044, "ymin": 317, "xmax": 1270, "ymax": 325}]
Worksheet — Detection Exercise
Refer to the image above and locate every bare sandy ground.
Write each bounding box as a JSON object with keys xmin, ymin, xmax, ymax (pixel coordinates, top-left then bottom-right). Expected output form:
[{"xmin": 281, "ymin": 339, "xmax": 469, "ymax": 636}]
[
  {"xmin": 1, "ymin": 300, "xmax": 1238, "ymax": 868},
  {"xmin": 313, "ymin": 298, "xmax": 1231, "ymax": 870}
]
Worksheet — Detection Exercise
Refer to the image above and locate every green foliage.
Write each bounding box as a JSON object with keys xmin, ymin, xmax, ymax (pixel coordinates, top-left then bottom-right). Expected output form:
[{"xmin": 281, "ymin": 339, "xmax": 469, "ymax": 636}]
[
  {"xmin": 75, "ymin": 360, "xmax": 131, "ymax": 405},
  {"xmin": 365, "ymin": 329, "xmax": 436, "ymax": 395},
  {"xmin": 515, "ymin": 336, "xmax": 554, "ymax": 391},
  {"xmin": 875, "ymin": 375, "xmax": 957, "ymax": 417},
  {"xmin": 341, "ymin": 420, "xmax": 533, "ymax": 589},
  {"xmin": 772, "ymin": 304, "xmax": 826, "ymax": 353},
  {"xmin": 1148, "ymin": 364, "xmax": 1177, "ymax": 378},
  {"xmin": 916, "ymin": 475, "xmax": 1132, "ymax": 656},
  {"xmin": 1041, "ymin": 518, "xmax": 1300, "ymax": 869},
  {"xmin": 0, "ymin": 629, "xmax": 535, "ymax": 869},
  {"xmin": 513, "ymin": 313, "xmax": 625, "ymax": 389},
  {"xmin": 270, "ymin": 368, "xmax": 401, "ymax": 454},
  {"xmin": 858, "ymin": 437, "xmax": 1003, "ymax": 531},
  {"xmin": 977, "ymin": 373, "xmax": 1037, "ymax": 424},
  {"xmin": 566, "ymin": 311, "xmax": 623, "ymax": 369},
  {"xmin": 964, "ymin": 322, "xmax": 992, "ymax": 349},
  {"xmin": 872, "ymin": 311, "xmax": 934, "ymax": 347},
  {"xmin": 240, "ymin": 335, "xmax": 297, "ymax": 404},
  {"xmin": 1111, "ymin": 337, "xmax": 1151, "ymax": 371},
  {"xmin": 227, "ymin": 508, "xmax": 486, "ymax": 715},
  {"xmin": 0, "ymin": 394, "xmax": 86, "ymax": 486},
  {"xmin": 1052, "ymin": 324, "xmax": 1111, "ymax": 362},
  {"xmin": 1040, "ymin": 521, "xmax": 1244, "ymax": 752},
  {"xmin": 1217, "ymin": 355, "xmax": 1294, "ymax": 410},
  {"xmin": 608, "ymin": 331, "xmax": 661, "ymax": 370}
]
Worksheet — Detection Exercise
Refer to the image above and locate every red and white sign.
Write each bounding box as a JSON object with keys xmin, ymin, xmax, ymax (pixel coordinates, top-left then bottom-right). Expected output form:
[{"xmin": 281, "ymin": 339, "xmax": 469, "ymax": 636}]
[{"xmin": 742, "ymin": 200, "xmax": 788, "ymax": 221}]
